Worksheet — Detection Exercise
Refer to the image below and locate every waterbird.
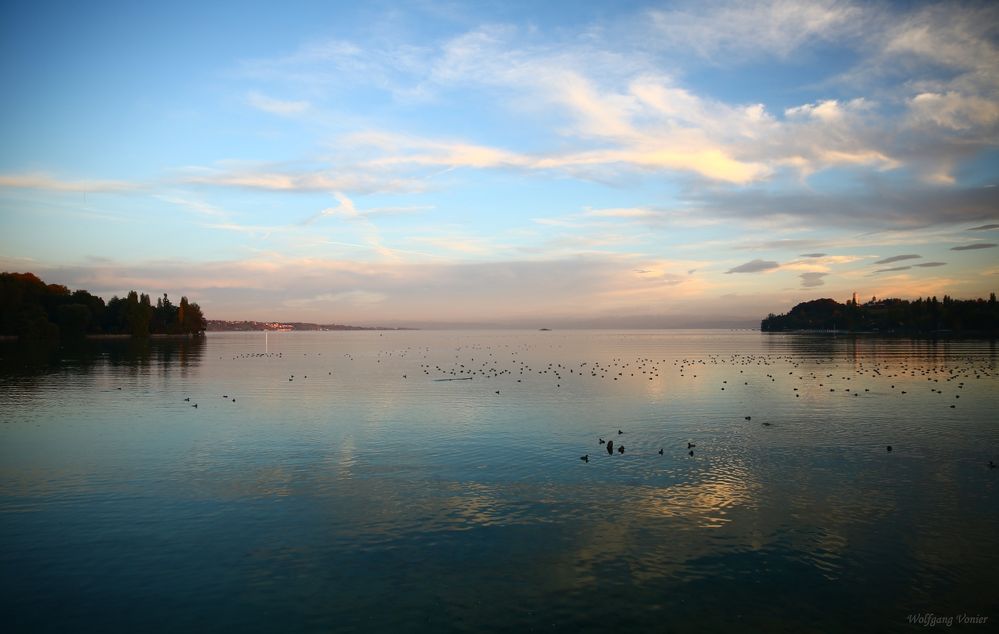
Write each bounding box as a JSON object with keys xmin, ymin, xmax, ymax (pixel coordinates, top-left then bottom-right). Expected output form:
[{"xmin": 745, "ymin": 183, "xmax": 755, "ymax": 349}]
[
  {"xmin": 744, "ymin": 416, "xmax": 751, "ymax": 421},
  {"xmin": 599, "ymin": 438, "xmax": 605, "ymax": 444},
  {"xmin": 618, "ymin": 445, "xmax": 625, "ymax": 454},
  {"xmin": 607, "ymin": 440, "xmax": 614, "ymax": 455},
  {"xmin": 580, "ymin": 454, "xmax": 589, "ymax": 463},
  {"xmin": 887, "ymin": 445, "xmax": 893, "ymax": 452},
  {"xmin": 184, "ymin": 397, "xmax": 190, "ymax": 402},
  {"xmin": 192, "ymin": 403, "xmax": 198, "ymax": 408},
  {"xmin": 688, "ymin": 450, "xmax": 694, "ymax": 456},
  {"xmin": 687, "ymin": 442, "xmax": 696, "ymax": 449},
  {"xmin": 658, "ymin": 448, "xmax": 664, "ymax": 455},
  {"xmin": 618, "ymin": 429, "xmax": 624, "ymax": 435}
]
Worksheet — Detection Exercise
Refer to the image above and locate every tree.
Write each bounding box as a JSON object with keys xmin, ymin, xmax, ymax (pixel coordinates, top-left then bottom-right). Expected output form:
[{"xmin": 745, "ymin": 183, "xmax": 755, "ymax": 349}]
[
  {"xmin": 124, "ymin": 291, "xmax": 152, "ymax": 336},
  {"xmin": 57, "ymin": 303, "xmax": 92, "ymax": 339},
  {"xmin": 1, "ymin": 271, "xmax": 212, "ymax": 339},
  {"xmin": 177, "ymin": 296, "xmax": 206, "ymax": 334}
]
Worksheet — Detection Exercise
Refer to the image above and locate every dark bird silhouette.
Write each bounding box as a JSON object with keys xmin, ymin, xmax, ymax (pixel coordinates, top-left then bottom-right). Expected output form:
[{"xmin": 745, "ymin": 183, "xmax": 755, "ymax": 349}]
[
  {"xmin": 192, "ymin": 403, "xmax": 198, "ymax": 408},
  {"xmin": 607, "ymin": 440, "xmax": 614, "ymax": 455},
  {"xmin": 618, "ymin": 445, "xmax": 624, "ymax": 454},
  {"xmin": 744, "ymin": 416, "xmax": 751, "ymax": 421},
  {"xmin": 688, "ymin": 450, "xmax": 694, "ymax": 456},
  {"xmin": 184, "ymin": 397, "xmax": 190, "ymax": 402},
  {"xmin": 887, "ymin": 445, "xmax": 892, "ymax": 452},
  {"xmin": 618, "ymin": 429, "xmax": 623, "ymax": 435},
  {"xmin": 580, "ymin": 454, "xmax": 589, "ymax": 463},
  {"xmin": 599, "ymin": 438, "xmax": 605, "ymax": 444},
  {"xmin": 495, "ymin": 390, "xmax": 500, "ymax": 394},
  {"xmin": 658, "ymin": 448, "xmax": 664, "ymax": 455},
  {"xmin": 687, "ymin": 442, "xmax": 696, "ymax": 449}
]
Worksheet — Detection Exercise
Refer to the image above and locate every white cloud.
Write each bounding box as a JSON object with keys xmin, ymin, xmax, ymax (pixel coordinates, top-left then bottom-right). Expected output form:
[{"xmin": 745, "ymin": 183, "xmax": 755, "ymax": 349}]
[
  {"xmin": 177, "ymin": 164, "xmax": 426, "ymax": 194},
  {"xmin": 0, "ymin": 172, "xmax": 138, "ymax": 192},
  {"xmin": 247, "ymin": 91, "xmax": 310, "ymax": 116},
  {"xmin": 909, "ymin": 92, "xmax": 999, "ymax": 131}
]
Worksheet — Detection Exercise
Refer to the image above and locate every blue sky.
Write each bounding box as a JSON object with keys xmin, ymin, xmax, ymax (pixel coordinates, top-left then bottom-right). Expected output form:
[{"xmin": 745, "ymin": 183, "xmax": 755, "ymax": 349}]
[{"xmin": 2, "ymin": 0, "xmax": 997, "ymax": 326}]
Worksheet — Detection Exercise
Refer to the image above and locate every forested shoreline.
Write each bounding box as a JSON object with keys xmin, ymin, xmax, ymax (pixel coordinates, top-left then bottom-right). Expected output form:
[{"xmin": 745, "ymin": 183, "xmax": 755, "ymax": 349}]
[
  {"xmin": 761, "ymin": 295, "xmax": 999, "ymax": 334},
  {"xmin": 1, "ymin": 272, "xmax": 206, "ymax": 339}
]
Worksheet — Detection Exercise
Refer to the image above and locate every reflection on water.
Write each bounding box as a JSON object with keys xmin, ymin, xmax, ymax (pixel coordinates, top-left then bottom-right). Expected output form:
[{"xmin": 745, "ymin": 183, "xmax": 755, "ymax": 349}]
[{"xmin": 1, "ymin": 331, "xmax": 997, "ymax": 632}]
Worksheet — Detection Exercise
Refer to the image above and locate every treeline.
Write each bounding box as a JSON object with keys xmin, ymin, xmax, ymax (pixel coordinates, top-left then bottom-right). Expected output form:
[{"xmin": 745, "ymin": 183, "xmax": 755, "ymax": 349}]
[
  {"xmin": 0, "ymin": 272, "xmax": 206, "ymax": 339},
  {"xmin": 761, "ymin": 295, "xmax": 999, "ymax": 334}
]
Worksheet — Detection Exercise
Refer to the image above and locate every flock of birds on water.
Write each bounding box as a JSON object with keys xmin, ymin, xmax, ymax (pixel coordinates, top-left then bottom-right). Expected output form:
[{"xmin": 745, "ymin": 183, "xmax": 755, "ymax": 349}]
[{"xmin": 172, "ymin": 339, "xmax": 998, "ymax": 471}]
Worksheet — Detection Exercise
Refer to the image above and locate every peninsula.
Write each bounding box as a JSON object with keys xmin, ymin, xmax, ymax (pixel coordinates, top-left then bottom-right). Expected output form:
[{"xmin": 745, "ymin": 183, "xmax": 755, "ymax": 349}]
[{"xmin": 761, "ymin": 294, "xmax": 998, "ymax": 335}]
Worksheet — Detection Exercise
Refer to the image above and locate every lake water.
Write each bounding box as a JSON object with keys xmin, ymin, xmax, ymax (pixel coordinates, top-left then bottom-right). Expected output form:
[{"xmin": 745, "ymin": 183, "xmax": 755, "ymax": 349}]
[{"xmin": 2, "ymin": 331, "xmax": 997, "ymax": 632}]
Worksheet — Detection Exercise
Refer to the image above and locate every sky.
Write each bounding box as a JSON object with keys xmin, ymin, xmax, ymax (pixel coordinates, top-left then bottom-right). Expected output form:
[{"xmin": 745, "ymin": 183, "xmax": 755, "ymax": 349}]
[{"xmin": 1, "ymin": 0, "xmax": 997, "ymax": 327}]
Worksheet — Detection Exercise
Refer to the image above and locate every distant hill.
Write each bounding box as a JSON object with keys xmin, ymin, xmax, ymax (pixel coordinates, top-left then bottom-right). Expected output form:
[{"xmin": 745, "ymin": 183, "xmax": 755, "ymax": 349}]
[
  {"xmin": 761, "ymin": 294, "xmax": 998, "ymax": 334},
  {"xmin": 206, "ymin": 320, "xmax": 413, "ymax": 332}
]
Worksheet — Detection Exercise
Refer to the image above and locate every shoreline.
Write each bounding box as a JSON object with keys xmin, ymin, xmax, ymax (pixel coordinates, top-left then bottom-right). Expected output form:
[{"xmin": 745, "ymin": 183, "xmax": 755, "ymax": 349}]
[{"xmin": 762, "ymin": 329, "xmax": 998, "ymax": 339}]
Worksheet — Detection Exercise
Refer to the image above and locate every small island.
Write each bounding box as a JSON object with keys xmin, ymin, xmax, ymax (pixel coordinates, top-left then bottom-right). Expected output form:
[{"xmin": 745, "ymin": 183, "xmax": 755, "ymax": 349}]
[
  {"xmin": 761, "ymin": 293, "xmax": 999, "ymax": 335},
  {"xmin": 1, "ymin": 272, "xmax": 206, "ymax": 339}
]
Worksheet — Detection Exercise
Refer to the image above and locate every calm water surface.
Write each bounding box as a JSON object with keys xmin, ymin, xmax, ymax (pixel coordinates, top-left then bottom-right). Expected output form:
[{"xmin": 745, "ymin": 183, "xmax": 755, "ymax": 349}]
[{"xmin": 2, "ymin": 331, "xmax": 997, "ymax": 632}]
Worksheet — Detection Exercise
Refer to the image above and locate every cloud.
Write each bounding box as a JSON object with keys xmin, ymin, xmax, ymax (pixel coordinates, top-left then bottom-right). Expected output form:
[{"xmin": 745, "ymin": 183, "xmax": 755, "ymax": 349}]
[
  {"xmin": 908, "ymin": 91, "xmax": 999, "ymax": 131},
  {"xmin": 219, "ymin": 1, "xmax": 999, "ymax": 193},
  {"xmin": 968, "ymin": 224, "xmax": 999, "ymax": 231},
  {"xmin": 247, "ymin": 91, "xmax": 310, "ymax": 116},
  {"xmin": 686, "ymin": 185, "xmax": 999, "ymax": 230},
  {"xmin": 0, "ymin": 172, "xmax": 137, "ymax": 192},
  {"xmin": 725, "ymin": 259, "xmax": 780, "ymax": 274},
  {"xmin": 177, "ymin": 164, "xmax": 425, "ymax": 194},
  {"xmin": 646, "ymin": 0, "xmax": 865, "ymax": 62},
  {"xmin": 874, "ymin": 254, "xmax": 921, "ymax": 265},
  {"xmin": 873, "ymin": 266, "xmax": 912, "ymax": 274},
  {"xmin": 734, "ymin": 238, "xmax": 824, "ymax": 251},
  {"xmin": 950, "ymin": 242, "xmax": 997, "ymax": 250},
  {"xmin": 878, "ymin": 3, "xmax": 999, "ymax": 95},
  {"xmin": 12, "ymin": 252, "xmax": 719, "ymax": 324},
  {"xmin": 800, "ymin": 253, "xmax": 827, "ymax": 258},
  {"xmin": 913, "ymin": 262, "xmax": 946, "ymax": 267},
  {"xmin": 282, "ymin": 290, "xmax": 387, "ymax": 308},
  {"xmin": 799, "ymin": 272, "xmax": 828, "ymax": 288},
  {"xmin": 347, "ymin": 125, "xmax": 770, "ymax": 185},
  {"xmin": 156, "ymin": 194, "xmax": 231, "ymax": 218},
  {"xmin": 583, "ymin": 207, "xmax": 661, "ymax": 219}
]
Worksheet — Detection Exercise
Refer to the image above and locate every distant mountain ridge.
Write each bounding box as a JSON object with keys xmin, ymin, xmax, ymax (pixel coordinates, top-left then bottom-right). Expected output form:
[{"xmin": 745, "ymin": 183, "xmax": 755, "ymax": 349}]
[{"xmin": 206, "ymin": 320, "xmax": 413, "ymax": 332}]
